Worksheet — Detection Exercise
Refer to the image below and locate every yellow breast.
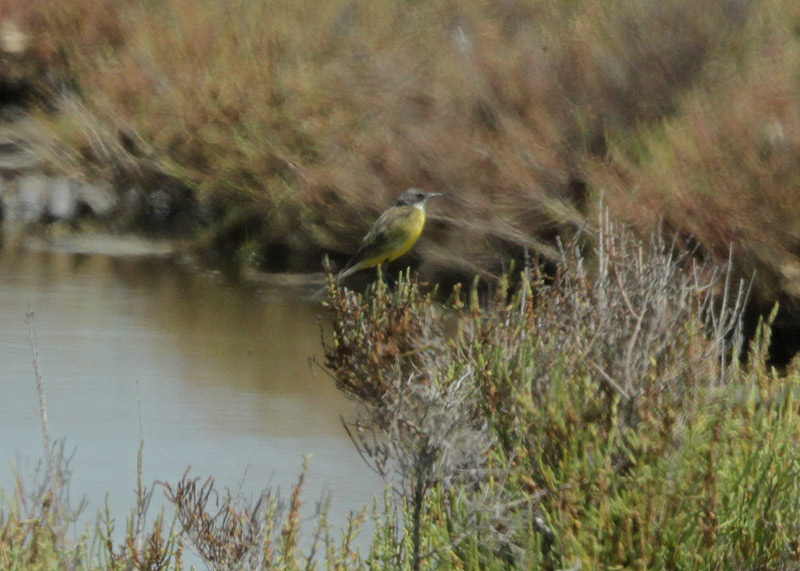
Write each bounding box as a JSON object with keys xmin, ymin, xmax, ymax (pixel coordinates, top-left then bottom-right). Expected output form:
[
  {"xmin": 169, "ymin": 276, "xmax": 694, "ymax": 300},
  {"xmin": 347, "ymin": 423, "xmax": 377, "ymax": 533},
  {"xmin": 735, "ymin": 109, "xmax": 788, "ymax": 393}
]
[
  {"xmin": 384, "ymin": 205, "xmax": 425, "ymax": 262},
  {"xmin": 354, "ymin": 204, "xmax": 427, "ymax": 270}
]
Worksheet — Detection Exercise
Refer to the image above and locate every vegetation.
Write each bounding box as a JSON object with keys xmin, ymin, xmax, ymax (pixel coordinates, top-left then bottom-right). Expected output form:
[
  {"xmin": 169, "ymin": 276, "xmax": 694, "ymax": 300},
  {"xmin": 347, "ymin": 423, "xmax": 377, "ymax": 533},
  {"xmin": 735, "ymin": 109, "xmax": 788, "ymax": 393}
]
[
  {"xmin": 6, "ymin": 219, "xmax": 800, "ymax": 568},
  {"xmin": 323, "ymin": 218, "xmax": 798, "ymax": 569},
  {"xmin": 3, "ymin": 0, "xmax": 800, "ymax": 567},
  {"xmin": 2, "ymin": 0, "xmax": 800, "ymax": 294}
]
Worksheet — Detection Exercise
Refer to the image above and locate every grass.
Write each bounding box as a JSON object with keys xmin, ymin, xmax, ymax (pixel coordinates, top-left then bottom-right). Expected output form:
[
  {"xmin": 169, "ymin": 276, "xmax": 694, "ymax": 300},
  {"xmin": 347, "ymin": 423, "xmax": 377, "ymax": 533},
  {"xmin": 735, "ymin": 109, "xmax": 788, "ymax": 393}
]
[{"xmin": 592, "ymin": 0, "xmax": 800, "ymax": 305}]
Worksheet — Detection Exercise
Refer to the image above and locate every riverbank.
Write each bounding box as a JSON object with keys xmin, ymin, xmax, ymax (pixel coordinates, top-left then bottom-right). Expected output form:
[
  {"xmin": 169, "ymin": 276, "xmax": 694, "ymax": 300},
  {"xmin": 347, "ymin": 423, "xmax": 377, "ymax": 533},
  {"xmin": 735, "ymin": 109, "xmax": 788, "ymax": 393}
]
[{"xmin": 2, "ymin": 0, "xmax": 800, "ymax": 351}]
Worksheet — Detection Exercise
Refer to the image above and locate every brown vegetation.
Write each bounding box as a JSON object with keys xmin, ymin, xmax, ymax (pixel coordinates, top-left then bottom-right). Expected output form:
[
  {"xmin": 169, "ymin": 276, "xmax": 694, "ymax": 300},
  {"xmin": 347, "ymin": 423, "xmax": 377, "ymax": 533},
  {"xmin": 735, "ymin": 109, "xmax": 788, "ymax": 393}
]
[{"xmin": 1, "ymin": 0, "xmax": 800, "ymax": 324}]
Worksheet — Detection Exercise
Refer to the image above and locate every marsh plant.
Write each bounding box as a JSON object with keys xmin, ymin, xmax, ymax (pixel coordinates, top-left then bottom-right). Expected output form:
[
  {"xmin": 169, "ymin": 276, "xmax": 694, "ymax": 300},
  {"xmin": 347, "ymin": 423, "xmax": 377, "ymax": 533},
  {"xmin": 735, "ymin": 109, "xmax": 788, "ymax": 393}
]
[{"xmin": 324, "ymin": 216, "xmax": 800, "ymax": 569}]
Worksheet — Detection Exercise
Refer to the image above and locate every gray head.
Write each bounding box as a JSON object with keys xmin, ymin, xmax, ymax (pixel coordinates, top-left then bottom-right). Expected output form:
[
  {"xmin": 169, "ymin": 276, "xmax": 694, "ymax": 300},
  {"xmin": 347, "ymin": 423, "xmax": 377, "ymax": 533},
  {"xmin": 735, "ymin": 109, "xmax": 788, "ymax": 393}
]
[{"xmin": 395, "ymin": 188, "xmax": 442, "ymax": 207}]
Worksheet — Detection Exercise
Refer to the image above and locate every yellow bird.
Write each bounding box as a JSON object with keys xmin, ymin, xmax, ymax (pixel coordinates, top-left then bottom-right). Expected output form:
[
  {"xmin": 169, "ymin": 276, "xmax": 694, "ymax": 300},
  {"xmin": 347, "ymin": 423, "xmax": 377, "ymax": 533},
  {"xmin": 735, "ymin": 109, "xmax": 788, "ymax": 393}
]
[{"xmin": 337, "ymin": 188, "xmax": 441, "ymax": 280}]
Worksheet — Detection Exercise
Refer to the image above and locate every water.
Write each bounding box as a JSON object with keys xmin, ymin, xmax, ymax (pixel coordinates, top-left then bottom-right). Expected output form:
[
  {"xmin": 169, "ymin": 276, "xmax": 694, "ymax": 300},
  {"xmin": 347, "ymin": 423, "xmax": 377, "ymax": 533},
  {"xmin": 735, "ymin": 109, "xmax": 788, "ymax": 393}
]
[{"xmin": 0, "ymin": 244, "xmax": 385, "ymax": 563}]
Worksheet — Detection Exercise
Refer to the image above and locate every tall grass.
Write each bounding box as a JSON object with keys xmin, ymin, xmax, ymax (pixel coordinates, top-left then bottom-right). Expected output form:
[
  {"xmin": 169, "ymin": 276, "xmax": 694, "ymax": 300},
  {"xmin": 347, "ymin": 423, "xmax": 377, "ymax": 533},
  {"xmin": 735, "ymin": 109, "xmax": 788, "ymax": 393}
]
[{"xmin": 592, "ymin": 0, "xmax": 800, "ymax": 312}]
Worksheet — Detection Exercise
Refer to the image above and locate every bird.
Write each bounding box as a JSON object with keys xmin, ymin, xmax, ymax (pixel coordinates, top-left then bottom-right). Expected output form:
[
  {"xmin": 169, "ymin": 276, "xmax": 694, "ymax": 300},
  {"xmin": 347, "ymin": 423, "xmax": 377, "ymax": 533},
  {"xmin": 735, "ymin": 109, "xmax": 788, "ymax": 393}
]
[{"xmin": 337, "ymin": 188, "xmax": 442, "ymax": 280}]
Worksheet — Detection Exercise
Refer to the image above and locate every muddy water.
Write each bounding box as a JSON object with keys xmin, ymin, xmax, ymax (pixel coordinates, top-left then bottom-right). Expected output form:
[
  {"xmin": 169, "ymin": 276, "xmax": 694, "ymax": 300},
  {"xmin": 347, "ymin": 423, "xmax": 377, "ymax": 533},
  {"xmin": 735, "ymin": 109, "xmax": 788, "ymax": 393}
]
[{"xmin": 0, "ymin": 244, "xmax": 384, "ymax": 556}]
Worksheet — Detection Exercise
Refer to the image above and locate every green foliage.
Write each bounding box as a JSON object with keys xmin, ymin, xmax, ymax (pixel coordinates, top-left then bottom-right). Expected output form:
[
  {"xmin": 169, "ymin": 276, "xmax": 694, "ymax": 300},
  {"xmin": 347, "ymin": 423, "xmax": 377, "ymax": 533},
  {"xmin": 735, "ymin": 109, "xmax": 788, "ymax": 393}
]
[{"xmin": 323, "ymin": 221, "xmax": 800, "ymax": 569}]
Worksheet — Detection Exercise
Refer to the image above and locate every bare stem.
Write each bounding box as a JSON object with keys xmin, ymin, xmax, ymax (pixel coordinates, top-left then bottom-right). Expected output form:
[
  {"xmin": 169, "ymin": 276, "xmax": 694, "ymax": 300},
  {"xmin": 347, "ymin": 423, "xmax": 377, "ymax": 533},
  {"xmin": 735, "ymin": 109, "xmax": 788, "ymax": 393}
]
[{"xmin": 26, "ymin": 303, "xmax": 57, "ymax": 496}]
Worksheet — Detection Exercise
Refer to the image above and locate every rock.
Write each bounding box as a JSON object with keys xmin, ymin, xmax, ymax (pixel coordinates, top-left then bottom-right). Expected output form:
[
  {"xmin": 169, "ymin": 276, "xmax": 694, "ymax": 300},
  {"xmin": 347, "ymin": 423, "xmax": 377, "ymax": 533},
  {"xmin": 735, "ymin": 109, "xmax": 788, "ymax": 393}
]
[
  {"xmin": 0, "ymin": 176, "xmax": 119, "ymax": 225},
  {"xmin": 122, "ymin": 186, "xmax": 145, "ymax": 219},
  {"xmin": 47, "ymin": 178, "xmax": 78, "ymax": 220},
  {"xmin": 148, "ymin": 188, "xmax": 172, "ymax": 222},
  {"xmin": 0, "ymin": 139, "xmax": 40, "ymax": 170},
  {"xmin": 76, "ymin": 181, "xmax": 117, "ymax": 217},
  {"xmin": 15, "ymin": 174, "xmax": 48, "ymax": 222}
]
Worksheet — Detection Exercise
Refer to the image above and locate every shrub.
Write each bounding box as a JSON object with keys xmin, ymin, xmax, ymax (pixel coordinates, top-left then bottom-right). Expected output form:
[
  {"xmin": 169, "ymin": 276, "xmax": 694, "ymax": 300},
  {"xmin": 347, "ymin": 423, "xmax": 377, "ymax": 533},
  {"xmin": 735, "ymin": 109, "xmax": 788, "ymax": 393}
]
[{"xmin": 324, "ymin": 217, "xmax": 800, "ymax": 569}]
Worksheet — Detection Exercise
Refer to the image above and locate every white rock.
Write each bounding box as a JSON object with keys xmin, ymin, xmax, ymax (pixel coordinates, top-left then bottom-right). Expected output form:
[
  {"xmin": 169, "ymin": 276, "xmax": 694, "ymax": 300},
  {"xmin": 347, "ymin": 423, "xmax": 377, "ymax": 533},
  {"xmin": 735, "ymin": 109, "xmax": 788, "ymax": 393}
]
[
  {"xmin": 77, "ymin": 181, "xmax": 117, "ymax": 217},
  {"xmin": 0, "ymin": 20, "xmax": 29, "ymax": 54},
  {"xmin": 47, "ymin": 178, "xmax": 78, "ymax": 220},
  {"xmin": 16, "ymin": 174, "xmax": 48, "ymax": 222}
]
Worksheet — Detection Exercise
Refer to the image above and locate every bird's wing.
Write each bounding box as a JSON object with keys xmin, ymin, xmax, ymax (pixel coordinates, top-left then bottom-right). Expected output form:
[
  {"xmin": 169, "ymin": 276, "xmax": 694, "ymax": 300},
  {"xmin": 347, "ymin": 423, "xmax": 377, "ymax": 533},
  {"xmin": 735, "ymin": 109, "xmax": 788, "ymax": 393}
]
[{"xmin": 340, "ymin": 206, "xmax": 416, "ymax": 275}]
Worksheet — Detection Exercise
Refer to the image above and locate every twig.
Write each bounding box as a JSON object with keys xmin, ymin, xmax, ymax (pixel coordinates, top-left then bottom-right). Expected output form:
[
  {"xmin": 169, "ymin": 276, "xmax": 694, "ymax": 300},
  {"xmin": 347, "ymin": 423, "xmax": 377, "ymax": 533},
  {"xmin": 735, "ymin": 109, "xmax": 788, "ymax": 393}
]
[{"xmin": 26, "ymin": 303, "xmax": 57, "ymax": 498}]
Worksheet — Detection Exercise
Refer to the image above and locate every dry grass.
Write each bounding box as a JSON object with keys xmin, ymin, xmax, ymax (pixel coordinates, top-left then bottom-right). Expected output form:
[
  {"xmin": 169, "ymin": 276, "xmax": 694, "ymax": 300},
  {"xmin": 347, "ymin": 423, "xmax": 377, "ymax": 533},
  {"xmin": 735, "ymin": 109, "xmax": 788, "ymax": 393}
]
[
  {"xmin": 0, "ymin": 0, "xmax": 761, "ymax": 264},
  {"xmin": 591, "ymin": 0, "xmax": 800, "ymax": 320},
  {"xmin": 4, "ymin": 0, "xmax": 800, "ymax": 339}
]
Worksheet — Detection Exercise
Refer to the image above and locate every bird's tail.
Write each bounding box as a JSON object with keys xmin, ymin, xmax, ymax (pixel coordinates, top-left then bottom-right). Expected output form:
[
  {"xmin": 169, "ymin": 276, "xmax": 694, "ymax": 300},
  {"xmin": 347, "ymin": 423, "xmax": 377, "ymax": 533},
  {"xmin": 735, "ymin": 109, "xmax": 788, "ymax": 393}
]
[
  {"xmin": 307, "ymin": 283, "xmax": 330, "ymax": 302},
  {"xmin": 308, "ymin": 265, "xmax": 356, "ymax": 301},
  {"xmin": 335, "ymin": 264, "xmax": 359, "ymax": 281}
]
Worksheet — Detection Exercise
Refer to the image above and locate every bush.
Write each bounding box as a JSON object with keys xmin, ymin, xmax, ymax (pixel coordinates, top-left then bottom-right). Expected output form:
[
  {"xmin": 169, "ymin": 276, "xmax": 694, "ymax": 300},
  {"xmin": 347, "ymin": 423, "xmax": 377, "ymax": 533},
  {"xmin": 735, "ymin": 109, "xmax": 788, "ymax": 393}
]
[
  {"xmin": 0, "ymin": 0, "xmax": 762, "ymax": 277},
  {"xmin": 324, "ymin": 217, "xmax": 800, "ymax": 569}
]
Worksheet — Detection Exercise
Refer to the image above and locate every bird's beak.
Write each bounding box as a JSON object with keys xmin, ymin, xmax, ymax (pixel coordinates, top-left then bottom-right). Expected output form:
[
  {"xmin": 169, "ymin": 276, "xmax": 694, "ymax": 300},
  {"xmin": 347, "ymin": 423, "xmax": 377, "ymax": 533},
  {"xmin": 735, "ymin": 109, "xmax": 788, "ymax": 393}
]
[{"xmin": 427, "ymin": 193, "xmax": 443, "ymax": 199}]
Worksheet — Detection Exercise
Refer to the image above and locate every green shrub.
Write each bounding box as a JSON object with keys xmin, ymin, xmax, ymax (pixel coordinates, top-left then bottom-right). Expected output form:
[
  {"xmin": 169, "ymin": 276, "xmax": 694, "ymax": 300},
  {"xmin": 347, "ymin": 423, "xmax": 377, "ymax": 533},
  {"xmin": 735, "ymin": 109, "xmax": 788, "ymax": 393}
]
[{"xmin": 324, "ymin": 219, "xmax": 800, "ymax": 569}]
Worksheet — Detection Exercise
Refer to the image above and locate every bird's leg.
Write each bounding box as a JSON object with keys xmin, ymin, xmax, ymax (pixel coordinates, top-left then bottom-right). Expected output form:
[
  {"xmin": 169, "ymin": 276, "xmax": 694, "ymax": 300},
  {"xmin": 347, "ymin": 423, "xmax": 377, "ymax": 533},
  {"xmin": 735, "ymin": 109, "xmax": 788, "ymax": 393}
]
[{"xmin": 376, "ymin": 263, "xmax": 393, "ymax": 288}]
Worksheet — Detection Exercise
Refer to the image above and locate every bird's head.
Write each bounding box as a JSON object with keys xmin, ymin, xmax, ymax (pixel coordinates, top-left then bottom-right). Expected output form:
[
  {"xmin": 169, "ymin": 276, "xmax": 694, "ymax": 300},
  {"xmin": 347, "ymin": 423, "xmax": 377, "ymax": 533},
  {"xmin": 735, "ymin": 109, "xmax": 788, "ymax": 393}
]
[{"xmin": 395, "ymin": 188, "xmax": 442, "ymax": 207}]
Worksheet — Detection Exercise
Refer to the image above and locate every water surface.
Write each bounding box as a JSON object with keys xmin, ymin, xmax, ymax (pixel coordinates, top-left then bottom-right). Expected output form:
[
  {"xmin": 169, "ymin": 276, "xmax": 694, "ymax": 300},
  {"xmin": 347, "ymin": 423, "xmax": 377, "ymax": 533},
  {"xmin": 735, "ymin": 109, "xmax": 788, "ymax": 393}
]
[{"xmin": 0, "ymin": 245, "xmax": 384, "ymax": 559}]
